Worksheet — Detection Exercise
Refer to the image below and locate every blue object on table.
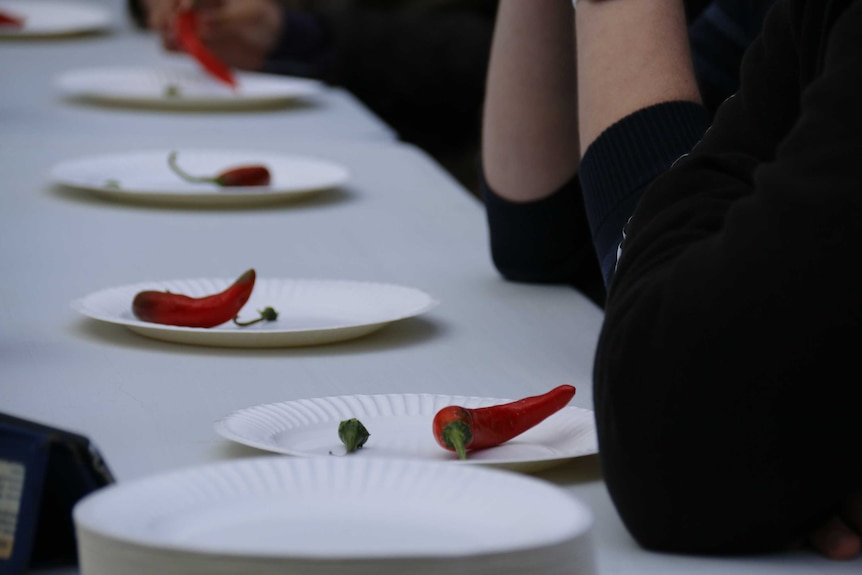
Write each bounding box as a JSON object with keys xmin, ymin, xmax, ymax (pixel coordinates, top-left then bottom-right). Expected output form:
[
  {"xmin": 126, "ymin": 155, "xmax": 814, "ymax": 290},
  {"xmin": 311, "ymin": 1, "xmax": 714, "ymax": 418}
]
[{"xmin": 0, "ymin": 413, "xmax": 113, "ymax": 575}]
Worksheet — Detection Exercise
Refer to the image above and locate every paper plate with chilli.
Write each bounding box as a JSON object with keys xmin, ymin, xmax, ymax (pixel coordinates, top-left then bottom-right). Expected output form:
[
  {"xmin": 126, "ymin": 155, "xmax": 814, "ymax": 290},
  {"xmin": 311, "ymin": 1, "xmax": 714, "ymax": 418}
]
[
  {"xmin": 215, "ymin": 392, "xmax": 598, "ymax": 473},
  {"xmin": 72, "ymin": 277, "xmax": 438, "ymax": 348},
  {"xmin": 51, "ymin": 149, "xmax": 348, "ymax": 206}
]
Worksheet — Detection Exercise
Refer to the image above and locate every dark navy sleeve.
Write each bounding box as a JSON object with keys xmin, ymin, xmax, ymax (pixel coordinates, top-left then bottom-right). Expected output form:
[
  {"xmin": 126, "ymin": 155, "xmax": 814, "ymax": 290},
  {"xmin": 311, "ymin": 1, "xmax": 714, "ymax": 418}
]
[
  {"xmin": 481, "ymin": 174, "xmax": 605, "ymax": 307},
  {"xmin": 578, "ymin": 0, "xmax": 775, "ymax": 285},
  {"xmin": 260, "ymin": 9, "xmax": 334, "ymax": 79},
  {"xmin": 688, "ymin": 0, "xmax": 779, "ymax": 113},
  {"xmin": 578, "ymin": 101, "xmax": 712, "ymax": 287}
]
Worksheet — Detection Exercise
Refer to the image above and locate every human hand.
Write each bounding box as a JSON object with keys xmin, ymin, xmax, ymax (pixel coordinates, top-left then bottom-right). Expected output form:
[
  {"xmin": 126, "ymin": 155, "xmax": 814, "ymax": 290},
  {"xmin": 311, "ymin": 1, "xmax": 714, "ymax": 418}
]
[
  {"xmin": 192, "ymin": 0, "xmax": 285, "ymax": 71},
  {"xmin": 141, "ymin": 0, "xmax": 192, "ymax": 52},
  {"xmin": 806, "ymin": 490, "xmax": 862, "ymax": 560},
  {"xmin": 141, "ymin": 0, "xmax": 283, "ymax": 70}
]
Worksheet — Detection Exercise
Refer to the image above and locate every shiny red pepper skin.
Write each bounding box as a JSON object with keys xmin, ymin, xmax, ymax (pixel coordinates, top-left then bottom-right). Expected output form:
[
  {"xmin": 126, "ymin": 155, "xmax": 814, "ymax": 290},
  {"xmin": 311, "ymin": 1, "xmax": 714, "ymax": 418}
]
[
  {"xmin": 132, "ymin": 269, "xmax": 255, "ymax": 328},
  {"xmin": 0, "ymin": 10, "xmax": 24, "ymax": 27},
  {"xmin": 175, "ymin": 9, "xmax": 236, "ymax": 88},
  {"xmin": 167, "ymin": 151, "xmax": 271, "ymax": 187},
  {"xmin": 215, "ymin": 166, "xmax": 271, "ymax": 187},
  {"xmin": 433, "ymin": 384, "xmax": 576, "ymax": 460}
]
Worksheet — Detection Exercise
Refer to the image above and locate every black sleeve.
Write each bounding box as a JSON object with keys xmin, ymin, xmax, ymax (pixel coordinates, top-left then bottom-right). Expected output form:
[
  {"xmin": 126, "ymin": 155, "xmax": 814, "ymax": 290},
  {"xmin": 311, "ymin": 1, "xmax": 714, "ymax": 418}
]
[
  {"xmin": 595, "ymin": 0, "xmax": 862, "ymax": 554},
  {"xmin": 481, "ymin": 173, "xmax": 605, "ymax": 307}
]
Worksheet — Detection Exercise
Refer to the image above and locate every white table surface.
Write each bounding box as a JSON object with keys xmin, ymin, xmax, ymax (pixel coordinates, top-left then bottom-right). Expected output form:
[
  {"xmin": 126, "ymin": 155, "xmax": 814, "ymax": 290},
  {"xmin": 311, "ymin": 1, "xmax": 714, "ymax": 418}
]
[{"xmin": 1, "ymin": 2, "xmax": 858, "ymax": 574}]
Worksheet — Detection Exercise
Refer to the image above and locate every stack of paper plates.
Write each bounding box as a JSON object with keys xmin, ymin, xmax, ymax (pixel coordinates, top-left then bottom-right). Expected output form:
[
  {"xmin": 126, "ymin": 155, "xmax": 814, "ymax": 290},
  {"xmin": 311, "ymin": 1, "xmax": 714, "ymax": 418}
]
[{"xmin": 73, "ymin": 457, "xmax": 596, "ymax": 575}]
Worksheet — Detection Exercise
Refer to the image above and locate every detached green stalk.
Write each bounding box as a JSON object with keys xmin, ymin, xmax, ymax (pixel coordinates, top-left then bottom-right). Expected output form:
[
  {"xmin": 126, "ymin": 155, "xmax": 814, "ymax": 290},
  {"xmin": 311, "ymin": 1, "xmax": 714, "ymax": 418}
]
[{"xmin": 338, "ymin": 418, "xmax": 370, "ymax": 453}]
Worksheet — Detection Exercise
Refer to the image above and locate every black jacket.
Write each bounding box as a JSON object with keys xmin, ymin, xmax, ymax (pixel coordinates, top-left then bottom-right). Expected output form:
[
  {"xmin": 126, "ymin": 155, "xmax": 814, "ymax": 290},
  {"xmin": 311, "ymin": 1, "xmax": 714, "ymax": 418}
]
[{"xmin": 596, "ymin": 0, "xmax": 862, "ymax": 554}]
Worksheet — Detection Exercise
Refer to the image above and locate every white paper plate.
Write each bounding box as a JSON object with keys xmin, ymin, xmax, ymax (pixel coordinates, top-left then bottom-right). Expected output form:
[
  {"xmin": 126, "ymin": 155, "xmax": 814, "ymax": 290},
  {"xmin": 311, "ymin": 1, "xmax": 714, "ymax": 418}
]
[
  {"xmin": 72, "ymin": 278, "xmax": 438, "ymax": 348},
  {"xmin": 74, "ymin": 457, "xmax": 596, "ymax": 575},
  {"xmin": 215, "ymin": 393, "xmax": 598, "ymax": 473},
  {"xmin": 0, "ymin": 0, "xmax": 111, "ymax": 37},
  {"xmin": 51, "ymin": 149, "xmax": 349, "ymax": 206},
  {"xmin": 56, "ymin": 65, "xmax": 323, "ymax": 110}
]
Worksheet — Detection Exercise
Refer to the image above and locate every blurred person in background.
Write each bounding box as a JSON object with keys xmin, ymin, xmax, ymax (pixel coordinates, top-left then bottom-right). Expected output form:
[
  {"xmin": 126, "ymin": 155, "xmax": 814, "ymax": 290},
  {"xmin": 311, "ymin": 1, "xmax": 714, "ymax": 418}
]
[{"xmin": 129, "ymin": 0, "xmax": 498, "ymax": 195}]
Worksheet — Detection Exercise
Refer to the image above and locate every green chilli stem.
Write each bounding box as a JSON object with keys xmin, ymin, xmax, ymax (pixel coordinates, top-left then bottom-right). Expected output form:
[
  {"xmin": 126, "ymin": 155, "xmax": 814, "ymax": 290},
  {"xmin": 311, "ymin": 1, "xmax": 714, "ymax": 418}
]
[
  {"xmin": 441, "ymin": 420, "xmax": 471, "ymax": 460},
  {"xmin": 167, "ymin": 151, "xmax": 215, "ymax": 184},
  {"xmin": 233, "ymin": 307, "xmax": 278, "ymax": 327}
]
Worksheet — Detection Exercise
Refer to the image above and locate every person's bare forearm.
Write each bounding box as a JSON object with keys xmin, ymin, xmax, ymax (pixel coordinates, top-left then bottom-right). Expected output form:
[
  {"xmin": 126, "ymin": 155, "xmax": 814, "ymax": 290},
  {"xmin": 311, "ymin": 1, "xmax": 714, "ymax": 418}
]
[
  {"xmin": 576, "ymin": 0, "xmax": 701, "ymax": 153},
  {"xmin": 482, "ymin": 0, "xmax": 579, "ymax": 202}
]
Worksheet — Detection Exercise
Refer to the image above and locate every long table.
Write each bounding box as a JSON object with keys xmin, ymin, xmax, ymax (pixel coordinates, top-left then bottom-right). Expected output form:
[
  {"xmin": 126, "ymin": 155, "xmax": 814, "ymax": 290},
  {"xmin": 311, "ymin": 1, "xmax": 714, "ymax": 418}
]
[{"xmin": 2, "ymin": 3, "xmax": 859, "ymax": 574}]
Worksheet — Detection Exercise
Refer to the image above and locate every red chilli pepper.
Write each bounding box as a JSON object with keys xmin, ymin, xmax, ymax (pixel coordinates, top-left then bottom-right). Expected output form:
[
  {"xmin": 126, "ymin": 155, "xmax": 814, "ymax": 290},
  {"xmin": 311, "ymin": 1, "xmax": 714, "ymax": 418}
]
[
  {"xmin": 174, "ymin": 8, "xmax": 236, "ymax": 88},
  {"xmin": 132, "ymin": 269, "xmax": 256, "ymax": 328},
  {"xmin": 433, "ymin": 384, "xmax": 576, "ymax": 460},
  {"xmin": 0, "ymin": 10, "xmax": 24, "ymax": 27},
  {"xmin": 168, "ymin": 151, "xmax": 271, "ymax": 187}
]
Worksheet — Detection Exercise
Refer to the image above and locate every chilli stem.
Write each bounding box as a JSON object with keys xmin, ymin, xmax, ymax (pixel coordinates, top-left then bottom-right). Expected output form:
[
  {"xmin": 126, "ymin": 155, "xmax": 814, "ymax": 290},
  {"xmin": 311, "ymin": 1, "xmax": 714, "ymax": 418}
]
[
  {"xmin": 233, "ymin": 306, "xmax": 278, "ymax": 327},
  {"xmin": 168, "ymin": 151, "xmax": 215, "ymax": 183},
  {"xmin": 441, "ymin": 420, "xmax": 471, "ymax": 460}
]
